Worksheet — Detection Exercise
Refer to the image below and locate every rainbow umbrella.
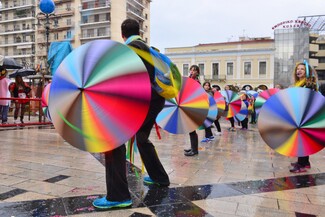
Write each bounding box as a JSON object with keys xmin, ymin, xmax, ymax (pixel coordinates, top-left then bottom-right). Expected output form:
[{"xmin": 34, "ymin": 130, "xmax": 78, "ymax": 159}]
[
  {"xmin": 246, "ymin": 90, "xmax": 258, "ymax": 99},
  {"xmin": 198, "ymin": 93, "xmax": 218, "ymax": 129},
  {"xmin": 221, "ymin": 90, "xmax": 241, "ymax": 118},
  {"xmin": 258, "ymin": 87, "xmax": 325, "ymax": 157},
  {"xmin": 235, "ymin": 101, "xmax": 249, "ymax": 121},
  {"xmin": 156, "ymin": 77, "xmax": 209, "ymax": 134},
  {"xmin": 41, "ymin": 83, "xmax": 52, "ymax": 120},
  {"xmin": 213, "ymin": 91, "xmax": 226, "ymax": 115},
  {"xmin": 48, "ymin": 40, "xmax": 151, "ymax": 153},
  {"xmin": 255, "ymin": 88, "xmax": 280, "ymax": 115}
]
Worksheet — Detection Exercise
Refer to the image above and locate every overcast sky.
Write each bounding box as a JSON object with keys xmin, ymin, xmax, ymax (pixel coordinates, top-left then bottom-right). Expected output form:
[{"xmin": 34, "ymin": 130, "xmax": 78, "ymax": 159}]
[{"xmin": 150, "ymin": 0, "xmax": 325, "ymax": 52}]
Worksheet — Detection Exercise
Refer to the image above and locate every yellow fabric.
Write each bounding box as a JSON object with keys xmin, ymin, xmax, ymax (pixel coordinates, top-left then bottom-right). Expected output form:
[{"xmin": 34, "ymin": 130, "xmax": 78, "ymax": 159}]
[
  {"xmin": 128, "ymin": 46, "xmax": 181, "ymax": 99},
  {"xmin": 294, "ymin": 78, "xmax": 306, "ymax": 87}
]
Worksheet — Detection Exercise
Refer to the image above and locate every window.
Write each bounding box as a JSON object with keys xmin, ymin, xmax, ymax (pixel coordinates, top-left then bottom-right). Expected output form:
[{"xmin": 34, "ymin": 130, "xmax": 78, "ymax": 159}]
[
  {"xmin": 82, "ymin": 16, "xmax": 88, "ymax": 24},
  {"xmin": 319, "ymin": 44, "xmax": 325, "ymax": 50},
  {"xmin": 94, "ymin": 14, "xmax": 99, "ymax": 22},
  {"xmin": 198, "ymin": 63, "xmax": 204, "ymax": 75},
  {"xmin": 54, "ymin": 33, "xmax": 59, "ymax": 40},
  {"xmin": 227, "ymin": 62, "xmax": 233, "ymax": 76},
  {"xmin": 67, "ymin": 30, "xmax": 72, "ymax": 39},
  {"xmin": 319, "ymin": 57, "xmax": 325, "ymax": 63},
  {"xmin": 87, "ymin": 29, "xmax": 94, "ymax": 37},
  {"xmin": 212, "ymin": 63, "xmax": 219, "ymax": 79},
  {"xmin": 259, "ymin": 61, "xmax": 266, "ymax": 75},
  {"xmin": 244, "ymin": 62, "xmax": 251, "ymax": 75},
  {"xmin": 67, "ymin": 19, "xmax": 71, "ymax": 26},
  {"xmin": 183, "ymin": 64, "xmax": 189, "ymax": 76},
  {"xmin": 98, "ymin": 27, "xmax": 106, "ymax": 36}
]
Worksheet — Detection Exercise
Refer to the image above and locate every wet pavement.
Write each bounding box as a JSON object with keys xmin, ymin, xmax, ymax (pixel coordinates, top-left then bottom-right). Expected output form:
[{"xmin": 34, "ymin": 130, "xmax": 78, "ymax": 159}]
[{"xmin": 0, "ymin": 119, "xmax": 324, "ymax": 216}]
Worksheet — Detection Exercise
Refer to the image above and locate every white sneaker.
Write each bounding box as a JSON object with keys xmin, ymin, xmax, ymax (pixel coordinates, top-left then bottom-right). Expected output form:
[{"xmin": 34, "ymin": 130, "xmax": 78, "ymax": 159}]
[
  {"xmin": 214, "ymin": 131, "xmax": 222, "ymax": 136},
  {"xmin": 14, "ymin": 120, "xmax": 21, "ymax": 124}
]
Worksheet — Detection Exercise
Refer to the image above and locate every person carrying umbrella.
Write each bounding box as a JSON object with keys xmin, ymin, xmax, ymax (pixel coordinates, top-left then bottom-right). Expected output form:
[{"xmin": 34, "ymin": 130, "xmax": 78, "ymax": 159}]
[
  {"xmin": 9, "ymin": 75, "xmax": 31, "ymax": 124},
  {"xmin": 0, "ymin": 68, "xmax": 11, "ymax": 124},
  {"xmin": 92, "ymin": 19, "xmax": 170, "ymax": 209},
  {"xmin": 289, "ymin": 61, "xmax": 319, "ymax": 173}
]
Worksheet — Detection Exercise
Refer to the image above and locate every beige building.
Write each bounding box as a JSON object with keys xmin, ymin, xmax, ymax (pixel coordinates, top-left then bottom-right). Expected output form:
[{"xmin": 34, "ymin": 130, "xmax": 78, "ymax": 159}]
[
  {"xmin": 0, "ymin": 0, "xmax": 151, "ymax": 72},
  {"xmin": 165, "ymin": 37, "xmax": 275, "ymax": 90}
]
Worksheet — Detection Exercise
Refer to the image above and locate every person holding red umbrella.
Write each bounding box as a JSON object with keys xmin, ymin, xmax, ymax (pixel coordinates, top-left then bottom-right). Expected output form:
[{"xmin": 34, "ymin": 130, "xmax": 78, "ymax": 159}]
[
  {"xmin": 290, "ymin": 61, "xmax": 319, "ymax": 173},
  {"xmin": 92, "ymin": 19, "xmax": 170, "ymax": 209}
]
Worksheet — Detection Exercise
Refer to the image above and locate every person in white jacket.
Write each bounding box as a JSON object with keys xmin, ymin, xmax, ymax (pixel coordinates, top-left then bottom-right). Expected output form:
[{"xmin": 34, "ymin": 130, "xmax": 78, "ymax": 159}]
[{"xmin": 0, "ymin": 68, "xmax": 11, "ymax": 124}]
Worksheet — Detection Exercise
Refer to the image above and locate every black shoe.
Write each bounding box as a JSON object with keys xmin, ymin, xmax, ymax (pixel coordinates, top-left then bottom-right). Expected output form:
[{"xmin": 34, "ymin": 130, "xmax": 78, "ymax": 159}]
[
  {"xmin": 184, "ymin": 148, "xmax": 192, "ymax": 152},
  {"xmin": 184, "ymin": 151, "xmax": 198, "ymax": 156}
]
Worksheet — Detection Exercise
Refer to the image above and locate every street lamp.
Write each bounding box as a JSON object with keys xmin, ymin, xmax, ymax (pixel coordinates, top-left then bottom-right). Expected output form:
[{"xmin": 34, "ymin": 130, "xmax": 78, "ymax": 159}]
[{"xmin": 36, "ymin": 0, "xmax": 57, "ymax": 76}]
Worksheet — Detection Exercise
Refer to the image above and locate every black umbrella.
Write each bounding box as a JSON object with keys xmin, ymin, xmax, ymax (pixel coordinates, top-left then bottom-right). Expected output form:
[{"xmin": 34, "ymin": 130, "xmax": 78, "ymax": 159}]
[
  {"xmin": 9, "ymin": 68, "xmax": 36, "ymax": 78},
  {"xmin": 0, "ymin": 56, "xmax": 23, "ymax": 69}
]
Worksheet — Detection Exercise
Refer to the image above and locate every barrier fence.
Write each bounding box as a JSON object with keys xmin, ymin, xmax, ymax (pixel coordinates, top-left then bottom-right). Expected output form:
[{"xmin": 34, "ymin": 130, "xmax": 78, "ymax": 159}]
[{"xmin": 0, "ymin": 97, "xmax": 52, "ymax": 127}]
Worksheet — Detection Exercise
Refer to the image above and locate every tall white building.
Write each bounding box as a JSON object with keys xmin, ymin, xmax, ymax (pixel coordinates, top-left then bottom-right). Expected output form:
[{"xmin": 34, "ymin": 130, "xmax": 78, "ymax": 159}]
[{"xmin": 0, "ymin": 0, "xmax": 151, "ymax": 73}]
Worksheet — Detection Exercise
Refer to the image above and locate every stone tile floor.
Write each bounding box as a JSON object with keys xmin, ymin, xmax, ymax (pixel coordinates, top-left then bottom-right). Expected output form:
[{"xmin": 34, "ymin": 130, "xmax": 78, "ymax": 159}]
[{"xmin": 0, "ymin": 119, "xmax": 324, "ymax": 216}]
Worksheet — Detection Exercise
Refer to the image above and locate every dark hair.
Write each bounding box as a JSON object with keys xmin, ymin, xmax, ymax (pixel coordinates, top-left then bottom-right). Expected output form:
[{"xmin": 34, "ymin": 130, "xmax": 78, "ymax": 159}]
[
  {"xmin": 190, "ymin": 65, "xmax": 200, "ymax": 74},
  {"xmin": 202, "ymin": 81, "xmax": 211, "ymax": 88},
  {"xmin": 212, "ymin": 84, "xmax": 221, "ymax": 91},
  {"xmin": 319, "ymin": 82, "xmax": 325, "ymax": 96},
  {"xmin": 1, "ymin": 68, "xmax": 7, "ymax": 76},
  {"xmin": 121, "ymin": 19, "xmax": 140, "ymax": 38}
]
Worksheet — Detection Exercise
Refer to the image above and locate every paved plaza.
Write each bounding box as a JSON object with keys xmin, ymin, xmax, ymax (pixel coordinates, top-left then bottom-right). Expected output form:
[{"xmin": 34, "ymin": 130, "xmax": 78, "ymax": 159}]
[{"xmin": 0, "ymin": 119, "xmax": 325, "ymax": 217}]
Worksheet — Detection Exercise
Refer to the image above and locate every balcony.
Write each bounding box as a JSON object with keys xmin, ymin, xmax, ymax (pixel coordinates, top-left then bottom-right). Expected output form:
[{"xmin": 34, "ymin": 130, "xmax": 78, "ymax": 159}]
[
  {"xmin": 316, "ymin": 63, "xmax": 325, "ymax": 70},
  {"xmin": 80, "ymin": 1, "xmax": 111, "ymax": 11},
  {"xmin": 128, "ymin": 0, "xmax": 145, "ymax": 9},
  {"xmin": 53, "ymin": 0, "xmax": 73, "ymax": 4},
  {"xmin": 127, "ymin": 8, "xmax": 144, "ymax": 21},
  {"xmin": 79, "ymin": 32, "xmax": 110, "ymax": 40},
  {"xmin": 0, "ymin": 1, "xmax": 34, "ymax": 12},
  {"xmin": 309, "ymin": 43, "xmax": 319, "ymax": 53},
  {"xmin": 0, "ymin": 16, "xmax": 35, "ymax": 23},
  {"xmin": 0, "ymin": 28, "xmax": 35, "ymax": 36},
  {"xmin": 0, "ymin": 39, "xmax": 35, "ymax": 48},
  {"xmin": 55, "ymin": 8, "xmax": 75, "ymax": 17},
  {"xmin": 80, "ymin": 19, "xmax": 110, "ymax": 26}
]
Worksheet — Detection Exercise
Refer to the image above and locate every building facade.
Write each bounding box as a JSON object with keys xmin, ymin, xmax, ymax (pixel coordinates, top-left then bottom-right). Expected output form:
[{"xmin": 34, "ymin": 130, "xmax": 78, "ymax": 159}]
[
  {"xmin": 165, "ymin": 38, "xmax": 275, "ymax": 90},
  {"xmin": 0, "ymin": 0, "xmax": 151, "ymax": 73},
  {"xmin": 166, "ymin": 29, "xmax": 325, "ymax": 89}
]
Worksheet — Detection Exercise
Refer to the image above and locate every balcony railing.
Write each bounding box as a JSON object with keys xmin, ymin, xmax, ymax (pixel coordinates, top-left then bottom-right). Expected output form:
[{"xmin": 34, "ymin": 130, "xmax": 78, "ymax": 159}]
[
  {"xmin": 0, "ymin": 1, "xmax": 35, "ymax": 11},
  {"xmin": 81, "ymin": 1, "xmax": 111, "ymax": 10},
  {"xmin": 79, "ymin": 32, "xmax": 110, "ymax": 39},
  {"xmin": 0, "ymin": 39, "xmax": 35, "ymax": 46}
]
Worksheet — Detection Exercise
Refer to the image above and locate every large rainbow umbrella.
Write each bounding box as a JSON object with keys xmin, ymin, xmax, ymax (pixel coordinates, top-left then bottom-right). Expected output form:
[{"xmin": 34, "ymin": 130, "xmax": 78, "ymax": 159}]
[
  {"xmin": 258, "ymin": 87, "xmax": 325, "ymax": 157},
  {"xmin": 156, "ymin": 77, "xmax": 209, "ymax": 134},
  {"xmin": 213, "ymin": 91, "xmax": 226, "ymax": 115},
  {"xmin": 235, "ymin": 101, "xmax": 249, "ymax": 121},
  {"xmin": 198, "ymin": 93, "xmax": 218, "ymax": 129},
  {"xmin": 48, "ymin": 40, "xmax": 151, "ymax": 153},
  {"xmin": 255, "ymin": 88, "xmax": 280, "ymax": 115},
  {"xmin": 41, "ymin": 83, "xmax": 52, "ymax": 120},
  {"xmin": 221, "ymin": 90, "xmax": 241, "ymax": 118}
]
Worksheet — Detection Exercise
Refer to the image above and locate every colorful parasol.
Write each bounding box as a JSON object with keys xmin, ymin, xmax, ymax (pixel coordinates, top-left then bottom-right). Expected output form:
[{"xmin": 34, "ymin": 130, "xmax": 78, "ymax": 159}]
[
  {"xmin": 213, "ymin": 91, "xmax": 226, "ymax": 115},
  {"xmin": 48, "ymin": 40, "xmax": 152, "ymax": 153},
  {"xmin": 220, "ymin": 90, "xmax": 242, "ymax": 118},
  {"xmin": 198, "ymin": 93, "xmax": 218, "ymax": 129},
  {"xmin": 235, "ymin": 101, "xmax": 249, "ymax": 121},
  {"xmin": 254, "ymin": 88, "xmax": 280, "ymax": 115},
  {"xmin": 258, "ymin": 87, "xmax": 325, "ymax": 157},
  {"xmin": 156, "ymin": 77, "xmax": 209, "ymax": 134},
  {"xmin": 246, "ymin": 90, "xmax": 258, "ymax": 99},
  {"xmin": 41, "ymin": 83, "xmax": 52, "ymax": 120}
]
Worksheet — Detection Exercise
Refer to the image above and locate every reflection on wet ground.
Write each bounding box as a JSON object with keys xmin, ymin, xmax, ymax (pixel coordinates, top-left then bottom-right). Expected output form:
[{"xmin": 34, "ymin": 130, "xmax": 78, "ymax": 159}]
[{"xmin": 0, "ymin": 120, "xmax": 324, "ymax": 216}]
